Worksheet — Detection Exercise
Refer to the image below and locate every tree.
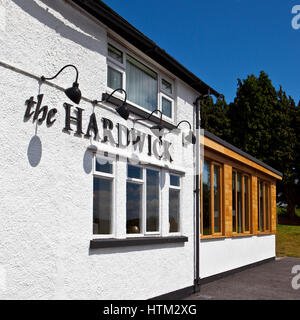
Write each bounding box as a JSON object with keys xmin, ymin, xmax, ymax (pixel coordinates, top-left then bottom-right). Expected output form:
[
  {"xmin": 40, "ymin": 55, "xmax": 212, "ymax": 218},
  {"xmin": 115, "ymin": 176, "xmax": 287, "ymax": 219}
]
[
  {"xmin": 200, "ymin": 96, "xmax": 231, "ymax": 141},
  {"xmin": 227, "ymin": 71, "xmax": 277, "ymax": 165},
  {"xmin": 274, "ymin": 88, "xmax": 297, "ymax": 219},
  {"xmin": 201, "ymin": 71, "xmax": 299, "ymax": 220}
]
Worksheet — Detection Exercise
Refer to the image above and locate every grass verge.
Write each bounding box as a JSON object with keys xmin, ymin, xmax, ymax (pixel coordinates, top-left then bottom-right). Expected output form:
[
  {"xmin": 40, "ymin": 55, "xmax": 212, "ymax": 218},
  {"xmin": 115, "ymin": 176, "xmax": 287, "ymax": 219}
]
[{"xmin": 276, "ymin": 224, "xmax": 300, "ymax": 258}]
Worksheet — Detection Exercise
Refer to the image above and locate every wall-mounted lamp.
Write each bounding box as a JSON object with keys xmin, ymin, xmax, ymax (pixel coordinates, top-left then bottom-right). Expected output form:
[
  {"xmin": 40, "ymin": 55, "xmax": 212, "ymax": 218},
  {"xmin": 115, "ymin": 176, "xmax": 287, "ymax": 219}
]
[
  {"xmin": 134, "ymin": 109, "xmax": 164, "ymax": 137},
  {"xmin": 41, "ymin": 64, "xmax": 81, "ymax": 104},
  {"xmin": 176, "ymin": 120, "xmax": 196, "ymax": 145},
  {"xmin": 93, "ymin": 88, "xmax": 129, "ymax": 120}
]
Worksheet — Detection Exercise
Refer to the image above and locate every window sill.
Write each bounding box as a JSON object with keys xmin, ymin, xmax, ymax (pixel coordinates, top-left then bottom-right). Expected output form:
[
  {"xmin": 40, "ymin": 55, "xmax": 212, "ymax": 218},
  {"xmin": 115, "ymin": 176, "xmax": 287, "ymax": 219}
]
[
  {"xmin": 256, "ymin": 232, "xmax": 275, "ymax": 236},
  {"xmin": 201, "ymin": 235, "xmax": 227, "ymax": 240},
  {"xmin": 101, "ymin": 93, "xmax": 176, "ymax": 130},
  {"xmin": 232, "ymin": 233, "xmax": 253, "ymax": 238},
  {"xmin": 90, "ymin": 236, "xmax": 188, "ymax": 249},
  {"xmin": 201, "ymin": 232, "xmax": 275, "ymax": 240}
]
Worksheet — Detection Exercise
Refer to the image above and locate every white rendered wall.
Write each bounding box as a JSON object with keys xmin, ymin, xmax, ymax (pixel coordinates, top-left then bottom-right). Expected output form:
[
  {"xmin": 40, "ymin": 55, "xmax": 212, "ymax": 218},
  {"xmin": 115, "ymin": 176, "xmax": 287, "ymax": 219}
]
[
  {"xmin": 0, "ymin": 0, "xmax": 198, "ymax": 299},
  {"xmin": 200, "ymin": 235, "xmax": 276, "ymax": 279}
]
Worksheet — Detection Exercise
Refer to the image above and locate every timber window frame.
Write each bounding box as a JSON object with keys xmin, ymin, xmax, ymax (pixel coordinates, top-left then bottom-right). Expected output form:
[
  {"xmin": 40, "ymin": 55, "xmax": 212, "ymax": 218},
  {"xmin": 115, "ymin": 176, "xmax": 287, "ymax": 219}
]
[
  {"xmin": 232, "ymin": 170, "xmax": 251, "ymax": 235},
  {"xmin": 201, "ymin": 159, "xmax": 223, "ymax": 238},
  {"xmin": 257, "ymin": 179, "xmax": 271, "ymax": 233}
]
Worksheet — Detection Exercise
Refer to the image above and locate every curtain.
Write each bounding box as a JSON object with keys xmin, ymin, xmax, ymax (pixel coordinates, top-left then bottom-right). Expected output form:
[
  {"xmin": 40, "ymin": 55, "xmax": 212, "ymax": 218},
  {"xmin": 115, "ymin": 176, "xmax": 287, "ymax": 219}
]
[{"xmin": 126, "ymin": 55, "xmax": 158, "ymax": 111}]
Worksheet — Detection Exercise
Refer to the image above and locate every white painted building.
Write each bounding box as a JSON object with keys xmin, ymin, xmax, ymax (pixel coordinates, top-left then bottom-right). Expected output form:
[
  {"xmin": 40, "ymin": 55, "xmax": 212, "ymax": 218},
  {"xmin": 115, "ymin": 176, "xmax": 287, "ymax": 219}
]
[{"xmin": 0, "ymin": 0, "xmax": 282, "ymax": 300}]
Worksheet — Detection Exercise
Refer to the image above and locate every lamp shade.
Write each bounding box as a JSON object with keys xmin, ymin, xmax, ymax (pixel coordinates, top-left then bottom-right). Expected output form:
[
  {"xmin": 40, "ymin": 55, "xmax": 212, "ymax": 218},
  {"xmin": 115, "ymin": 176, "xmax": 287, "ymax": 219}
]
[
  {"xmin": 185, "ymin": 130, "xmax": 197, "ymax": 145},
  {"xmin": 65, "ymin": 82, "xmax": 81, "ymax": 105},
  {"xmin": 116, "ymin": 104, "xmax": 129, "ymax": 120}
]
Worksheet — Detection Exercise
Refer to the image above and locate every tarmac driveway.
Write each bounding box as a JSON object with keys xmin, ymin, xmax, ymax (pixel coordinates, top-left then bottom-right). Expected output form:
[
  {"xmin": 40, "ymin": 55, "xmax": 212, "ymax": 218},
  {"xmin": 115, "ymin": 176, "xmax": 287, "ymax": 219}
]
[{"xmin": 186, "ymin": 257, "xmax": 300, "ymax": 300}]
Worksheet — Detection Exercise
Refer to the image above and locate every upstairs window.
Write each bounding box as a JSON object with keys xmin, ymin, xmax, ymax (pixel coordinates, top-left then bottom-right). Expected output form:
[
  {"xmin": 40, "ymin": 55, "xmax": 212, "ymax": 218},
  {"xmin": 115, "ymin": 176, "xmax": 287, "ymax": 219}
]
[
  {"xmin": 108, "ymin": 43, "xmax": 123, "ymax": 63},
  {"xmin": 107, "ymin": 66, "xmax": 122, "ymax": 91},
  {"xmin": 107, "ymin": 41, "xmax": 175, "ymax": 121},
  {"xmin": 126, "ymin": 55, "xmax": 158, "ymax": 112}
]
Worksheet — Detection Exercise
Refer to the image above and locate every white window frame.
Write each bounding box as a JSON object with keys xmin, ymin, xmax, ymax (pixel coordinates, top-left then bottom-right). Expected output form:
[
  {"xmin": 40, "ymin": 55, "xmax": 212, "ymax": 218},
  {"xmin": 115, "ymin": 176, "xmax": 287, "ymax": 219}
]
[
  {"xmin": 126, "ymin": 163, "xmax": 161, "ymax": 237},
  {"xmin": 107, "ymin": 61, "xmax": 126, "ymax": 91},
  {"xmin": 168, "ymin": 173, "xmax": 181, "ymax": 235},
  {"xmin": 106, "ymin": 39, "xmax": 175, "ymax": 123},
  {"xmin": 160, "ymin": 92, "xmax": 174, "ymax": 121},
  {"xmin": 92, "ymin": 153, "xmax": 116, "ymax": 239}
]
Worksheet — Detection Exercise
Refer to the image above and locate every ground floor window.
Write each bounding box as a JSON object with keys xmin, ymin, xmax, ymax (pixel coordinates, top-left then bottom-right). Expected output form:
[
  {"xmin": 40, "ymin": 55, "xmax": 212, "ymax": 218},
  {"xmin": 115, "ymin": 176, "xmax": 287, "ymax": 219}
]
[
  {"xmin": 126, "ymin": 164, "xmax": 160, "ymax": 234},
  {"xmin": 201, "ymin": 159, "xmax": 223, "ymax": 236},
  {"xmin": 257, "ymin": 180, "xmax": 270, "ymax": 232},
  {"xmin": 232, "ymin": 171, "xmax": 251, "ymax": 234},
  {"xmin": 126, "ymin": 164, "xmax": 160, "ymax": 235},
  {"xmin": 169, "ymin": 174, "xmax": 181, "ymax": 233},
  {"xmin": 93, "ymin": 155, "xmax": 114, "ymax": 235},
  {"xmin": 93, "ymin": 157, "xmax": 183, "ymax": 237}
]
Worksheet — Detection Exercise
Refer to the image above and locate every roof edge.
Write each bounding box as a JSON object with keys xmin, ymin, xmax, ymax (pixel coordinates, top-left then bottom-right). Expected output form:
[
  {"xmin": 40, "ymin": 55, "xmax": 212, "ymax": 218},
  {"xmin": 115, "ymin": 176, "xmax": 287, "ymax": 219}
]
[
  {"xmin": 70, "ymin": 0, "xmax": 221, "ymax": 97},
  {"xmin": 204, "ymin": 130, "xmax": 283, "ymax": 178}
]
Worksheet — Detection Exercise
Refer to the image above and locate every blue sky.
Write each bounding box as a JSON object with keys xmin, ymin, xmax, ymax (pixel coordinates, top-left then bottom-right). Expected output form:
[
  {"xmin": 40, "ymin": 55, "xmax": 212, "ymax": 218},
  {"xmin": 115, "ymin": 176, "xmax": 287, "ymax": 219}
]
[{"xmin": 104, "ymin": 0, "xmax": 300, "ymax": 104}]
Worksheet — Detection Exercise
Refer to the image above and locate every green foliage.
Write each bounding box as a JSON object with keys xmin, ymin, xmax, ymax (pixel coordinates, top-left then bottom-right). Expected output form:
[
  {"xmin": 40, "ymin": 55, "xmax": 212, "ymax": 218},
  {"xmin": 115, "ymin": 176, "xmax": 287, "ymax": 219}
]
[
  {"xmin": 200, "ymin": 96, "xmax": 231, "ymax": 140},
  {"xmin": 276, "ymin": 224, "xmax": 300, "ymax": 257},
  {"xmin": 201, "ymin": 71, "xmax": 299, "ymax": 219}
]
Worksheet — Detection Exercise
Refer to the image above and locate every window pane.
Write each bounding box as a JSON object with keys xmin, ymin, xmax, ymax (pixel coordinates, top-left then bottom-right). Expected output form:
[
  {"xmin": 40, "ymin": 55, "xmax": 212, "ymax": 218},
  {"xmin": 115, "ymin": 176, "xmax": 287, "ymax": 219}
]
[
  {"xmin": 232, "ymin": 171, "xmax": 236, "ymax": 232},
  {"xmin": 107, "ymin": 66, "xmax": 122, "ymax": 90},
  {"xmin": 265, "ymin": 184, "xmax": 269, "ymax": 230},
  {"xmin": 169, "ymin": 189, "xmax": 180, "ymax": 232},
  {"xmin": 126, "ymin": 182, "xmax": 142, "ymax": 234},
  {"xmin": 214, "ymin": 165, "xmax": 221, "ymax": 233},
  {"xmin": 237, "ymin": 173, "xmax": 242, "ymax": 233},
  {"xmin": 126, "ymin": 55, "xmax": 158, "ymax": 112},
  {"xmin": 128, "ymin": 164, "xmax": 142, "ymax": 179},
  {"xmin": 162, "ymin": 79, "xmax": 172, "ymax": 94},
  {"xmin": 96, "ymin": 157, "xmax": 113, "ymax": 174},
  {"xmin": 108, "ymin": 44, "xmax": 123, "ymax": 63},
  {"xmin": 93, "ymin": 177, "xmax": 112, "ymax": 234},
  {"xmin": 146, "ymin": 169, "xmax": 159, "ymax": 232},
  {"xmin": 202, "ymin": 160, "xmax": 211, "ymax": 235},
  {"xmin": 260, "ymin": 181, "xmax": 264, "ymax": 231},
  {"xmin": 170, "ymin": 174, "xmax": 180, "ymax": 187},
  {"xmin": 162, "ymin": 96, "xmax": 172, "ymax": 118},
  {"xmin": 244, "ymin": 176, "xmax": 250, "ymax": 232}
]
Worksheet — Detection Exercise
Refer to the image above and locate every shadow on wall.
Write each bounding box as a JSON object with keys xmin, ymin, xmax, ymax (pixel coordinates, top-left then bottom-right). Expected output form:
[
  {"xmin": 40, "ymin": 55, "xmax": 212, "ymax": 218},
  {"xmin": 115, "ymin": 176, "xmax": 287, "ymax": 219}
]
[
  {"xmin": 12, "ymin": 0, "xmax": 105, "ymax": 54},
  {"xmin": 27, "ymin": 135, "xmax": 42, "ymax": 167},
  {"xmin": 83, "ymin": 149, "xmax": 93, "ymax": 174},
  {"xmin": 88, "ymin": 242, "xmax": 186, "ymax": 256}
]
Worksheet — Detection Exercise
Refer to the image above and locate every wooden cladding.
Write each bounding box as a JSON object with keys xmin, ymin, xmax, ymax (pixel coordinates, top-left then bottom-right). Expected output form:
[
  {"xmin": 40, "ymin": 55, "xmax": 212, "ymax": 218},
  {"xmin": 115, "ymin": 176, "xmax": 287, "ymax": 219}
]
[{"xmin": 204, "ymin": 137, "xmax": 282, "ymax": 180}]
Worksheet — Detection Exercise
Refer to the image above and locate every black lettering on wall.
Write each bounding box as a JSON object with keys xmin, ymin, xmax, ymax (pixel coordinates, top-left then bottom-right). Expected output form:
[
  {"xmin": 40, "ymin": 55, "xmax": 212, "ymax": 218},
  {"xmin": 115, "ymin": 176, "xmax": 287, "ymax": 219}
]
[
  {"xmin": 84, "ymin": 113, "xmax": 99, "ymax": 139},
  {"xmin": 63, "ymin": 103, "xmax": 84, "ymax": 135}
]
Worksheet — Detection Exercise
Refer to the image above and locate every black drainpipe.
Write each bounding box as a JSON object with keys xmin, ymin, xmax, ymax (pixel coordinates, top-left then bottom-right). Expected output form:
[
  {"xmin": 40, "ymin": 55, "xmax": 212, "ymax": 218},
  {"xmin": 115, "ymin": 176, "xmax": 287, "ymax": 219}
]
[
  {"xmin": 193, "ymin": 91, "xmax": 221, "ymax": 293},
  {"xmin": 193, "ymin": 96, "xmax": 201, "ymax": 293}
]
